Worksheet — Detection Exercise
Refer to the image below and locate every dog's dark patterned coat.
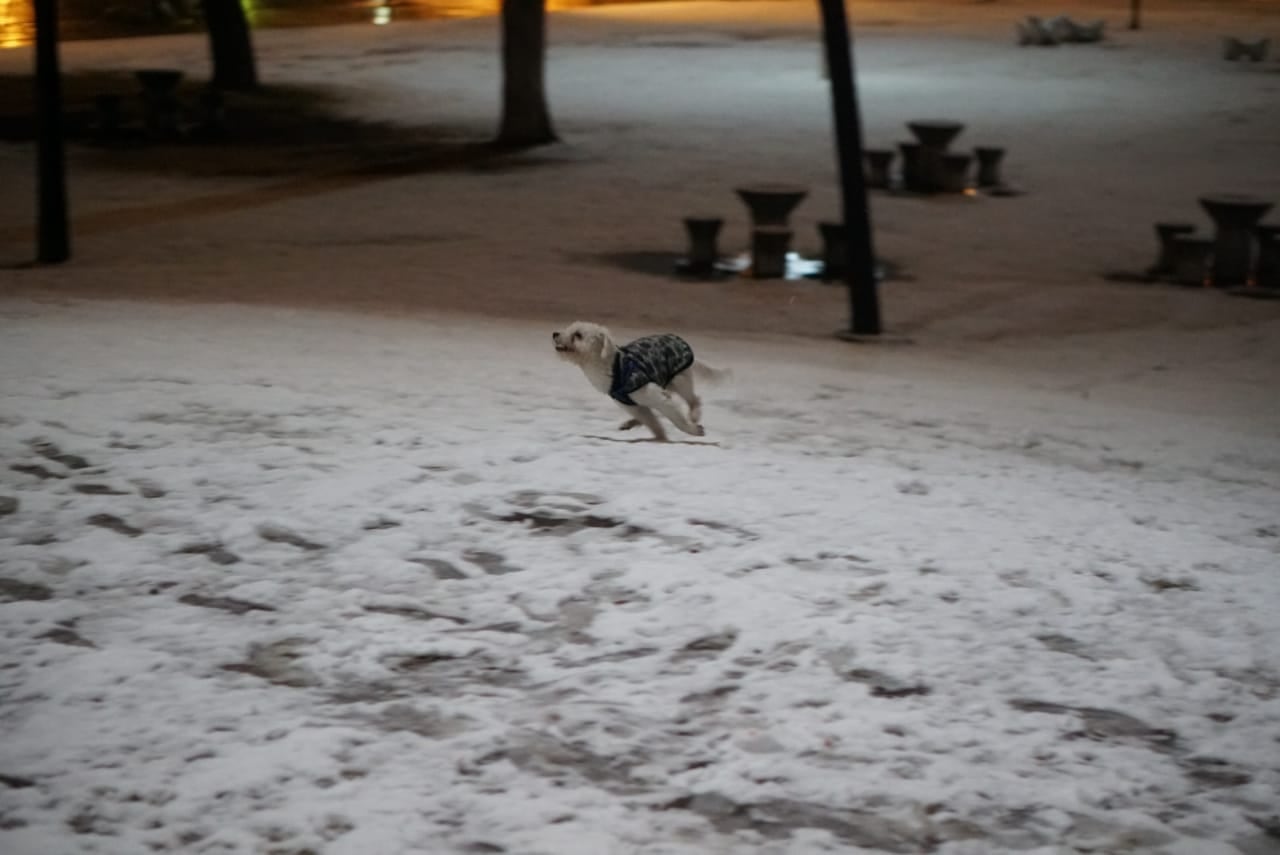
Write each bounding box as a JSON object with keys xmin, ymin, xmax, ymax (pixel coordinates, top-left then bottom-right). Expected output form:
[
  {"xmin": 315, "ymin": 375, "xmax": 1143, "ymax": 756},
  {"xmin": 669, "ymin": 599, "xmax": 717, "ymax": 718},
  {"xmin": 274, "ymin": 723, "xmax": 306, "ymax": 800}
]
[{"xmin": 608, "ymin": 334, "xmax": 695, "ymax": 406}]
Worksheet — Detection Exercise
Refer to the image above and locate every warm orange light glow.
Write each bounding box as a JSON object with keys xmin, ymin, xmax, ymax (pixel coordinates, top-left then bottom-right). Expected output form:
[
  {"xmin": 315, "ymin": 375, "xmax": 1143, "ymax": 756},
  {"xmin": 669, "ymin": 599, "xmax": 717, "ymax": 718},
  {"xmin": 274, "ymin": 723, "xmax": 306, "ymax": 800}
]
[
  {"xmin": 368, "ymin": 0, "xmax": 587, "ymax": 24},
  {"xmin": 0, "ymin": 0, "xmax": 598, "ymax": 49},
  {"xmin": 0, "ymin": 0, "xmax": 25, "ymax": 50}
]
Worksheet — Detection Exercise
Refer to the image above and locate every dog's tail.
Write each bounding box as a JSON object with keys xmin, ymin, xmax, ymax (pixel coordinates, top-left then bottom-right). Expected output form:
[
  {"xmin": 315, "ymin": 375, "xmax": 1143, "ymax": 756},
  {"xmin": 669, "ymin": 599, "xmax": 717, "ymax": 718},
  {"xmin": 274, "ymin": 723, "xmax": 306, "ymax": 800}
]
[{"xmin": 692, "ymin": 360, "xmax": 732, "ymax": 385}]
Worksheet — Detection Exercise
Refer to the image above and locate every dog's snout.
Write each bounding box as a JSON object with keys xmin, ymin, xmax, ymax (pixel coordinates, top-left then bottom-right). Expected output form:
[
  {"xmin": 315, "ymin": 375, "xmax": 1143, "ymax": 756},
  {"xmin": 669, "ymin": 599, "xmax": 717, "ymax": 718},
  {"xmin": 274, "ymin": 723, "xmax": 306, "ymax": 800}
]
[{"xmin": 551, "ymin": 331, "xmax": 559, "ymax": 341}]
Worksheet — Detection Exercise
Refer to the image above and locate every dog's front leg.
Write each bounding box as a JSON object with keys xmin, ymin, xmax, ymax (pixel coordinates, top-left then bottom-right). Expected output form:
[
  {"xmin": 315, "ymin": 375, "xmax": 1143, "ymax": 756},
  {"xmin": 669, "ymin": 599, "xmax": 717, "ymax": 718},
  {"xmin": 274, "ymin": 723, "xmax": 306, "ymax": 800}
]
[
  {"xmin": 618, "ymin": 417, "xmax": 641, "ymax": 431},
  {"xmin": 629, "ymin": 384, "xmax": 704, "ymax": 437}
]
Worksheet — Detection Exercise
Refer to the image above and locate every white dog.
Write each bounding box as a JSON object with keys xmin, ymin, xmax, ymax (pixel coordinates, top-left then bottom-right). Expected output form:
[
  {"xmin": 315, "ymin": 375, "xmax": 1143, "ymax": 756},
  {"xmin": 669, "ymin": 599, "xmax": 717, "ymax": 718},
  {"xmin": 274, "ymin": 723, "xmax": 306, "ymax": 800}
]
[{"xmin": 552, "ymin": 322, "xmax": 725, "ymax": 441}]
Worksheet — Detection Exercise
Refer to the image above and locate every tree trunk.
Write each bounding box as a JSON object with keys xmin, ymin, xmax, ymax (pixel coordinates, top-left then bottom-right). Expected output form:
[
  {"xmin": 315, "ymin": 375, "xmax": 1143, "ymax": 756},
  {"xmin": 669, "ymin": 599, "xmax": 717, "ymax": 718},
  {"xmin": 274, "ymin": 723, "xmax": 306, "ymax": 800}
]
[
  {"xmin": 34, "ymin": 0, "xmax": 70, "ymax": 263},
  {"xmin": 204, "ymin": 0, "xmax": 259, "ymax": 90},
  {"xmin": 1129, "ymin": 0, "xmax": 1142, "ymax": 30},
  {"xmin": 817, "ymin": 0, "xmax": 880, "ymax": 336},
  {"xmin": 497, "ymin": 0, "xmax": 557, "ymax": 148}
]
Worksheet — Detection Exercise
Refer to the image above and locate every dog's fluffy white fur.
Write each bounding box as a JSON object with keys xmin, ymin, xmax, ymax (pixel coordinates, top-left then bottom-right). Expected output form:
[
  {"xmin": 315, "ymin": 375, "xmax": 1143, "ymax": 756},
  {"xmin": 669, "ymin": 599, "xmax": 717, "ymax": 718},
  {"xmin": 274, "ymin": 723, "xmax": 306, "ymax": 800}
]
[{"xmin": 552, "ymin": 321, "xmax": 727, "ymax": 441}]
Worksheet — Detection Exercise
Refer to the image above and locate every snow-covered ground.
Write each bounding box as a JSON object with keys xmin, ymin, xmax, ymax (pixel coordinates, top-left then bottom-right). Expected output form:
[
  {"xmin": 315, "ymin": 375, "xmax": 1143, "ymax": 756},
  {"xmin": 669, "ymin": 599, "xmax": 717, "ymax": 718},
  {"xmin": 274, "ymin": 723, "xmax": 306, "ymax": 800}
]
[
  {"xmin": 2, "ymin": 300, "xmax": 1278, "ymax": 854},
  {"xmin": 2, "ymin": 1, "xmax": 1280, "ymax": 853}
]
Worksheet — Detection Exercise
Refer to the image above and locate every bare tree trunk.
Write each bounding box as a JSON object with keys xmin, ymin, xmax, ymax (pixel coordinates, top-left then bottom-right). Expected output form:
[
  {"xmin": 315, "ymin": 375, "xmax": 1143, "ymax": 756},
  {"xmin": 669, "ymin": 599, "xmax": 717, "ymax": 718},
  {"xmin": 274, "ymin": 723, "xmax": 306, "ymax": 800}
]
[
  {"xmin": 497, "ymin": 0, "xmax": 557, "ymax": 148},
  {"xmin": 817, "ymin": 0, "xmax": 880, "ymax": 336},
  {"xmin": 204, "ymin": 0, "xmax": 259, "ymax": 90},
  {"xmin": 34, "ymin": 0, "xmax": 69, "ymax": 263}
]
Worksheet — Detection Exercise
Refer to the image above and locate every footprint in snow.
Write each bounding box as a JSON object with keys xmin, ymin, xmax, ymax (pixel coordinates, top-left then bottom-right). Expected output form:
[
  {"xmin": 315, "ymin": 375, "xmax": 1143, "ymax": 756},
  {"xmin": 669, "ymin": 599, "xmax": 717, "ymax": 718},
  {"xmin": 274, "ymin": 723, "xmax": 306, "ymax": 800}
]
[{"xmin": 256, "ymin": 523, "xmax": 326, "ymax": 551}]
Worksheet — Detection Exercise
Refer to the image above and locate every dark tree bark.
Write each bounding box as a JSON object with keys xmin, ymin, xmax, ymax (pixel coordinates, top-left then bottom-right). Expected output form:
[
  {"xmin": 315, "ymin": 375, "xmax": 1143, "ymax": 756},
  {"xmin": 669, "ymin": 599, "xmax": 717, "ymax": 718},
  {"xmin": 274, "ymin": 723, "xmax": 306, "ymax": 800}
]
[
  {"xmin": 204, "ymin": 0, "xmax": 259, "ymax": 90},
  {"xmin": 496, "ymin": 0, "xmax": 557, "ymax": 148},
  {"xmin": 817, "ymin": 0, "xmax": 880, "ymax": 336},
  {"xmin": 34, "ymin": 0, "xmax": 69, "ymax": 263},
  {"xmin": 1129, "ymin": 0, "xmax": 1142, "ymax": 30}
]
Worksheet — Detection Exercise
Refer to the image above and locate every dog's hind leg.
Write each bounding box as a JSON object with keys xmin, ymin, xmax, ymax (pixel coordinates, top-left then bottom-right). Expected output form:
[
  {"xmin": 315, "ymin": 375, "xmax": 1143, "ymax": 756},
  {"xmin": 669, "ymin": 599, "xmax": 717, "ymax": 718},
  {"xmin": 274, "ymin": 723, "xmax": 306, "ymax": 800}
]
[
  {"xmin": 630, "ymin": 384, "xmax": 705, "ymax": 437},
  {"xmin": 635, "ymin": 407, "xmax": 669, "ymax": 441},
  {"xmin": 667, "ymin": 371, "xmax": 702, "ymax": 425},
  {"xmin": 619, "ymin": 404, "xmax": 667, "ymax": 441}
]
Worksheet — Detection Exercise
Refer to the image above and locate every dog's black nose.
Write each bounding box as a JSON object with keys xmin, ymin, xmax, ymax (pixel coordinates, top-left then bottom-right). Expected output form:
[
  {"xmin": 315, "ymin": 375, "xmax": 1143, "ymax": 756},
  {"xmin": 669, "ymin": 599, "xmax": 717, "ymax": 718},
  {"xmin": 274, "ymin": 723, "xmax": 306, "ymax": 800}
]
[{"xmin": 551, "ymin": 332, "xmax": 558, "ymax": 340}]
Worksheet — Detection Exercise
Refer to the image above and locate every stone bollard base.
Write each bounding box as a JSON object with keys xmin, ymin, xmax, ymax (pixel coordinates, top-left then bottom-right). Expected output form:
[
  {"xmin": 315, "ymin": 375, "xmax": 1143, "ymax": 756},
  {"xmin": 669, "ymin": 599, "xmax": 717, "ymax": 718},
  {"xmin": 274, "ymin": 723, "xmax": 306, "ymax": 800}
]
[
  {"xmin": 1150, "ymin": 222, "xmax": 1197, "ymax": 277},
  {"xmin": 863, "ymin": 149, "xmax": 895, "ymax": 190},
  {"xmin": 751, "ymin": 227, "xmax": 792, "ymax": 279},
  {"xmin": 1254, "ymin": 225, "xmax": 1280, "ymax": 289},
  {"xmin": 1169, "ymin": 236, "xmax": 1213, "ymax": 287},
  {"xmin": 974, "ymin": 146, "xmax": 1006, "ymax": 188},
  {"xmin": 679, "ymin": 216, "xmax": 724, "ymax": 277},
  {"xmin": 817, "ymin": 221, "xmax": 846, "ymax": 281},
  {"xmin": 939, "ymin": 153, "xmax": 973, "ymax": 194}
]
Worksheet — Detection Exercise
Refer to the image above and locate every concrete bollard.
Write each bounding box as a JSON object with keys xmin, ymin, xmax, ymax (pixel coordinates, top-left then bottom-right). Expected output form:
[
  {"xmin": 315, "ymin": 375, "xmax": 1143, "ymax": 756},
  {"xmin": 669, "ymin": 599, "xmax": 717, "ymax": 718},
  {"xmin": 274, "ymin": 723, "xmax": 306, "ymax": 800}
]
[
  {"xmin": 974, "ymin": 146, "xmax": 1006, "ymax": 188},
  {"xmin": 1222, "ymin": 37, "xmax": 1270, "ymax": 62},
  {"xmin": 897, "ymin": 142, "xmax": 922, "ymax": 192},
  {"xmin": 863, "ymin": 149, "xmax": 895, "ymax": 190},
  {"xmin": 1254, "ymin": 225, "xmax": 1280, "ymax": 289},
  {"xmin": 817, "ymin": 221, "xmax": 846, "ymax": 281},
  {"xmin": 907, "ymin": 120, "xmax": 965, "ymax": 194},
  {"xmin": 735, "ymin": 184, "xmax": 809, "ymax": 228},
  {"xmin": 135, "ymin": 69, "xmax": 185, "ymax": 140},
  {"xmin": 751, "ymin": 227, "xmax": 792, "ymax": 279},
  {"xmin": 939, "ymin": 153, "xmax": 973, "ymax": 194},
  {"xmin": 92, "ymin": 94, "xmax": 125, "ymax": 143},
  {"xmin": 1199, "ymin": 194, "xmax": 1274, "ymax": 287},
  {"xmin": 1168, "ymin": 235, "xmax": 1214, "ymax": 287},
  {"xmin": 680, "ymin": 216, "xmax": 724, "ymax": 277},
  {"xmin": 1150, "ymin": 223, "xmax": 1198, "ymax": 276}
]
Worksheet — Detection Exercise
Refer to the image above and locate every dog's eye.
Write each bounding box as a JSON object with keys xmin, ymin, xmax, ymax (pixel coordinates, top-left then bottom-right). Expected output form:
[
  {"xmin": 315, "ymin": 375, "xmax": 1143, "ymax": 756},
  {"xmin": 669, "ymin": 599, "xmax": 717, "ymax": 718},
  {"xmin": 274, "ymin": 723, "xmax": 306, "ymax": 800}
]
[{"xmin": 572, "ymin": 332, "xmax": 582, "ymax": 340}]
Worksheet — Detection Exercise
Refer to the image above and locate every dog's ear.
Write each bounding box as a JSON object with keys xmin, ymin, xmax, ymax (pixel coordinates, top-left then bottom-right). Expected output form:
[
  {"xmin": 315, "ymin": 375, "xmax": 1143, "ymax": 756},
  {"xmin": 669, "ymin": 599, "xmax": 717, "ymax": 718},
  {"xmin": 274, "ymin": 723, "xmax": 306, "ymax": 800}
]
[{"xmin": 596, "ymin": 333, "xmax": 611, "ymax": 360}]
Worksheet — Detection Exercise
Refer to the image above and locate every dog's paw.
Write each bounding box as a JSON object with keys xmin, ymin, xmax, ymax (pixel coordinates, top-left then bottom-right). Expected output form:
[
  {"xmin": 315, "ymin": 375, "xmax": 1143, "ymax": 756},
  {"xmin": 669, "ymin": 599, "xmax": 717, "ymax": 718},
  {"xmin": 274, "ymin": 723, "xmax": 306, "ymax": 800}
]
[
  {"xmin": 618, "ymin": 418, "xmax": 640, "ymax": 431},
  {"xmin": 693, "ymin": 424, "xmax": 706, "ymax": 437}
]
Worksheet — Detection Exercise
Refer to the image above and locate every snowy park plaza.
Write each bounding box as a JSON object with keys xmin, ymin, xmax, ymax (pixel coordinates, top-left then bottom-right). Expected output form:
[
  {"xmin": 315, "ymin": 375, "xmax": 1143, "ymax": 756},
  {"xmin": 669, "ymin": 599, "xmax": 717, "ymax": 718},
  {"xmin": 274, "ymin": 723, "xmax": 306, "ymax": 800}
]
[{"xmin": 2, "ymin": 1, "xmax": 1280, "ymax": 853}]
